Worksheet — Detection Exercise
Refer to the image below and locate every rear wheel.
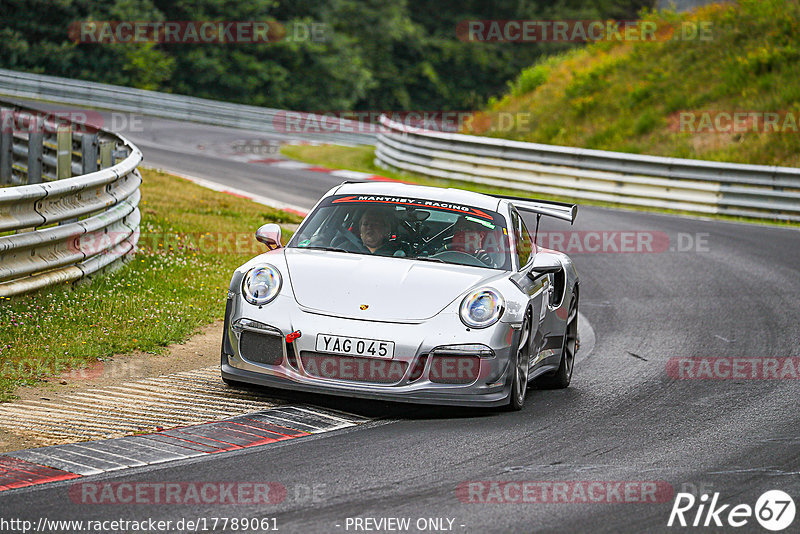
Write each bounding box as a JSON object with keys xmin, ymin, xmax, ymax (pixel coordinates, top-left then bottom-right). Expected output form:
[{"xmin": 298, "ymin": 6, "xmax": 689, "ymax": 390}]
[
  {"xmin": 505, "ymin": 307, "xmax": 532, "ymax": 411},
  {"xmin": 538, "ymin": 291, "xmax": 578, "ymax": 389}
]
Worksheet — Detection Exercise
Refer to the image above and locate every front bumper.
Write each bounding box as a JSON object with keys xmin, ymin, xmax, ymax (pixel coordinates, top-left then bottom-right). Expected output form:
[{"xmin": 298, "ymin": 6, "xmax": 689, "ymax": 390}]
[{"xmin": 221, "ymin": 295, "xmax": 521, "ymax": 408}]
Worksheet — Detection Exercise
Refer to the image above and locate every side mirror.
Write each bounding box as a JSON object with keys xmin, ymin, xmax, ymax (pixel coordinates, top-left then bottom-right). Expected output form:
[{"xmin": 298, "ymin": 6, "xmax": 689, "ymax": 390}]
[
  {"xmin": 526, "ymin": 253, "xmax": 561, "ymax": 280},
  {"xmin": 256, "ymin": 223, "xmax": 282, "ymax": 249}
]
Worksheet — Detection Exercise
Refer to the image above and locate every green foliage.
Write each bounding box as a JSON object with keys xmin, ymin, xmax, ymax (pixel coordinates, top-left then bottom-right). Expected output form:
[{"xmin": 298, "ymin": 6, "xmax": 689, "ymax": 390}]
[
  {"xmin": 0, "ymin": 0, "xmax": 657, "ymax": 111},
  {"xmin": 473, "ymin": 0, "xmax": 800, "ymax": 167},
  {"xmin": 509, "ymin": 62, "xmax": 551, "ymax": 97}
]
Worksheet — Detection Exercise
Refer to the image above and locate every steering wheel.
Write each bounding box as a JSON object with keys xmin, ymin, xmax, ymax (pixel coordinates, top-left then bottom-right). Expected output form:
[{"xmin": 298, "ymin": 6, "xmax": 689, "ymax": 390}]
[
  {"xmin": 331, "ymin": 227, "xmax": 370, "ymax": 253},
  {"xmin": 471, "ymin": 249, "xmax": 495, "ymax": 267},
  {"xmin": 431, "ymin": 235, "xmax": 496, "ymax": 265}
]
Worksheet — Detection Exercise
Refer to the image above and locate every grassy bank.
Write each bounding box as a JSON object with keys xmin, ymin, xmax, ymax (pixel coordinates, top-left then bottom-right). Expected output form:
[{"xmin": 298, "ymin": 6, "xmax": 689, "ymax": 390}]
[
  {"xmin": 282, "ymin": 0, "xmax": 799, "ymax": 226},
  {"xmin": 471, "ymin": 0, "xmax": 800, "ymax": 167},
  {"xmin": 0, "ymin": 169, "xmax": 302, "ymax": 402}
]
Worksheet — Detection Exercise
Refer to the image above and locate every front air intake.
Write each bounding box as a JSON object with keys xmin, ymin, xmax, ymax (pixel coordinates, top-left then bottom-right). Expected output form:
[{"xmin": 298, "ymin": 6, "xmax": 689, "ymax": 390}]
[
  {"xmin": 428, "ymin": 355, "xmax": 481, "ymax": 384},
  {"xmin": 239, "ymin": 330, "xmax": 284, "ymax": 365}
]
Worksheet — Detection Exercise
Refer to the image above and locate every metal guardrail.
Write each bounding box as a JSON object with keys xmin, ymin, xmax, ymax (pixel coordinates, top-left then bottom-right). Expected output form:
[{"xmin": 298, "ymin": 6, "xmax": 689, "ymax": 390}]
[
  {"xmin": 5, "ymin": 69, "xmax": 797, "ymax": 221},
  {"xmin": 0, "ymin": 101, "xmax": 142, "ymax": 297},
  {"xmin": 375, "ymin": 115, "xmax": 800, "ymax": 222},
  {"xmin": 0, "ymin": 68, "xmax": 376, "ymax": 146}
]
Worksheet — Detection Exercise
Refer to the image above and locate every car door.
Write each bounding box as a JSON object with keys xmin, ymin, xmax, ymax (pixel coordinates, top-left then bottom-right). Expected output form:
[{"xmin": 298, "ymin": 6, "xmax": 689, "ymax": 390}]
[{"xmin": 508, "ymin": 207, "xmax": 549, "ymax": 372}]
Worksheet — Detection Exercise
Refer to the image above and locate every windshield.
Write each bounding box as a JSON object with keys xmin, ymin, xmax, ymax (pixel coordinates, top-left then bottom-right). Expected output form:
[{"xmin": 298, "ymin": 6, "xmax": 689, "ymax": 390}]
[{"xmin": 288, "ymin": 194, "xmax": 512, "ymax": 270}]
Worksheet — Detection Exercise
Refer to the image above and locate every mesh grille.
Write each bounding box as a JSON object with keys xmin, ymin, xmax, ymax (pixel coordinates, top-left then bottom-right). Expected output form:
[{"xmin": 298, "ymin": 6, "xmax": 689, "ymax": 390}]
[
  {"xmin": 239, "ymin": 331, "xmax": 284, "ymax": 365},
  {"xmin": 300, "ymin": 352, "xmax": 408, "ymax": 384},
  {"xmin": 429, "ymin": 355, "xmax": 480, "ymax": 384}
]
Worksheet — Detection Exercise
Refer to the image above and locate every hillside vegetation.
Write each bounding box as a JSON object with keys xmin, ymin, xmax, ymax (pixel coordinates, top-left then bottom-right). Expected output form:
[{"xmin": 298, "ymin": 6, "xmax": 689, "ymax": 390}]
[
  {"xmin": 468, "ymin": 0, "xmax": 800, "ymax": 167},
  {"xmin": 0, "ymin": 0, "xmax": 650, "ymax": 112}
]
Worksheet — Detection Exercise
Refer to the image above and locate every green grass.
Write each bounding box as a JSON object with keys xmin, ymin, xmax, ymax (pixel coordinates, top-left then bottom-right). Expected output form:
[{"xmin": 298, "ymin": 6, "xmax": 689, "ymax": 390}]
[
  {"xmin": 474, "ymin": 0, "xmax": 800, "ymax": 168},
  {"xmin": 0, "ymin": 169, "xmax": 302, "ymax": 402},
  {"xmin": 280, "ymin": 144, "xmax": 800, "ymax": 227}
]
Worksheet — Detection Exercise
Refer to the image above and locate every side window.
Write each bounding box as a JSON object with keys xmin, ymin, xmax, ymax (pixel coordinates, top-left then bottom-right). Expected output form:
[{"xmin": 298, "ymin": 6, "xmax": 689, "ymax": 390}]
[
  {"xmin": 510, "ymin": 208, "xmax": 533, "ymax": 268},
  {"xmin": 518, "ymin": 216, "xmax": 533, "ymax": 266}
]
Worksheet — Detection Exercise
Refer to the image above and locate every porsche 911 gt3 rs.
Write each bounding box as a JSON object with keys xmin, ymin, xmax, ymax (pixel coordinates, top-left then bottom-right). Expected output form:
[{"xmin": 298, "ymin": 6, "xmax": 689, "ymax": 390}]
[{"xmin": 220, "ymin": 181, "xmax": 579, "ymax": 410}]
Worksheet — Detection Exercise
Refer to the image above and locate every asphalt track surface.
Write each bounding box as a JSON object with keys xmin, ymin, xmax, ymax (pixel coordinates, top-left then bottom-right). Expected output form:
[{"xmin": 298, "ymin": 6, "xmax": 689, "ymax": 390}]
[{"xmin": 2, "ymin": 102, "xmax": 800, "ymax": 533}]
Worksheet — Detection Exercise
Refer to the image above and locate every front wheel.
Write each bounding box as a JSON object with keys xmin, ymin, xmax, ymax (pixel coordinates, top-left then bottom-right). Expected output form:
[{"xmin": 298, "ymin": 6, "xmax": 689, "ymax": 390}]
[
  {"xmin": 221, "ymin": 349, "xmax": 249, "ymax": 389},
  {"xmin": 504, "ymin": 308, "xmax": 532, "ymax": 411},
  {"xmin": 222, "ymin": 373, "xmax": 249, "ymax": 389},
  {"xmin": 537, "ymin": 291, "xmax": 578, "ymax": 389}
]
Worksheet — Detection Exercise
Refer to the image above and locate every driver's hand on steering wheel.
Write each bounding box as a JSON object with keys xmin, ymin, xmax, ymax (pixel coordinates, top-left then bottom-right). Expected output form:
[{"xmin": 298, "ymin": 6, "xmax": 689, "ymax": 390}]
[{"xmin": 473, "ymin": 249, "xmax": 494, "ymax": 266}]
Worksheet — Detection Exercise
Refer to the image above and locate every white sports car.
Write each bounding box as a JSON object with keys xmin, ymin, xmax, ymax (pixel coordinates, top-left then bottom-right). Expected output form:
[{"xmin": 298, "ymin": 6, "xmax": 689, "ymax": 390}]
[{"xmin": 221, "ymin": 181, "xmax": 579, "ymax": 410}]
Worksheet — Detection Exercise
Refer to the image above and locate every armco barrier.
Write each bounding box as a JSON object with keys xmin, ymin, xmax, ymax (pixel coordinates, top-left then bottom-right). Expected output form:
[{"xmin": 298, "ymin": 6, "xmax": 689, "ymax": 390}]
[
  {"xmin": 4, "ymin": 69, "xmax": 797, "ymax": 222},
  {"xmin": 375, "ymin": 115, "xmax": 800, "ymax": 222},
  {"xmin": 0, "ymin": 101, "xmax": 141, "ymax": 297},
  {"xmin": 0, "ymin": 68, "xmax": 375, "ymax": 146}
]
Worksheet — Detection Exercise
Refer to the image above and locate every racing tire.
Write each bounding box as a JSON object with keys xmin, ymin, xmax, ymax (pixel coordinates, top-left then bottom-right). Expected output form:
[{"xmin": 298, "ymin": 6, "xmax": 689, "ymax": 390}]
[
  {"xmin": 504, "ymin": 307, "xmax": 532, "ymax": 411},
  {"xmin": 221, "ymin": 347, "xmax": 249, "ymax": 389},
  {"xmin": 222, "ymin": 374, "xmax": 249, "ymax": 389}
]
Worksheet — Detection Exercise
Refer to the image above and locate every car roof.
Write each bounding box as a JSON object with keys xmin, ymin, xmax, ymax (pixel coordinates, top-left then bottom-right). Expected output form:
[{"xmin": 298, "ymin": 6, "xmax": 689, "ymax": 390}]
[{"xmin": 333, "ymin": 181, "xmax": 503, "ymax": 212}]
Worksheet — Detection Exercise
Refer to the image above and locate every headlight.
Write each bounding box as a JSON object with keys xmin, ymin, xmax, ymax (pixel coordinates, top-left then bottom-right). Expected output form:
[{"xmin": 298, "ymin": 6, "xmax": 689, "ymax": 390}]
[
  {"xmin": 242, "ymin": 264, "xmax": 282, "ymax": 306},
  {"xmin": 459, "ymin": 289, "xmax": 504, "ymax": 328}
]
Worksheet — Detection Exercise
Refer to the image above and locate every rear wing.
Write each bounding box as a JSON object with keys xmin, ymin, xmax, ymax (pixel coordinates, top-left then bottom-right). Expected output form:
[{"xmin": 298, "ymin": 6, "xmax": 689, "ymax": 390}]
[{"xmin": 492, "ymin": 195, "xmax": 578, "ymax": 224}]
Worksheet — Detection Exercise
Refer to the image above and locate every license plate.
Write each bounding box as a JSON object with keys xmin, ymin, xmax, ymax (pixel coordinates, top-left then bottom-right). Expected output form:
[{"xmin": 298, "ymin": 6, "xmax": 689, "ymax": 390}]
[{"xmin": 315, "ymin": 334, "xmax": 394, "ymax": 359}]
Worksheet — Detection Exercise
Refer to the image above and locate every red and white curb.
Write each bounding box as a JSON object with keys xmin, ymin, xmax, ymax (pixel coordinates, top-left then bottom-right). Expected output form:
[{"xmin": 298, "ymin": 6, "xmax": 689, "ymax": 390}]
[
  {"xmin": 245, "ymin": 156, "xmax": 403, "ymax": 183},
  {"xmin": 0, "ymin": 406, "xmax": 367, "ymax": 492}
]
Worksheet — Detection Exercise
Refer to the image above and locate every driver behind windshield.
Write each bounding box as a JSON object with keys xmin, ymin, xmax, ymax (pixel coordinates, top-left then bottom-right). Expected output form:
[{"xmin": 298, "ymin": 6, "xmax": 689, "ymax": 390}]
[
  {"xmin": 358, "ymin": 208, "xmax": 405, "ymax": 256},
  {"xmin": 446, "ymin": 215, "xmax": 495, "ymax": 266}
]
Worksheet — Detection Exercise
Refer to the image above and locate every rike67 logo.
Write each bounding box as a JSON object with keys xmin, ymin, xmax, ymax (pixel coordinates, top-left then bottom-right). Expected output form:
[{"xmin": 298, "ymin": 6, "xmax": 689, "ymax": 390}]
[{"xmin": 668, "ymin": 490, "xmax": 795, "ymax": 531}]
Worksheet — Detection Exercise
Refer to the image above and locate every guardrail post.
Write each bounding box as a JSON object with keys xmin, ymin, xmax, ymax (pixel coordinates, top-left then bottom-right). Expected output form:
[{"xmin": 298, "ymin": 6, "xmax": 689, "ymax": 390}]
[
  {"xmin": 27, "ymin": 117, "xmax": 43, "ymax": 184},
  {"xmin": 99, "ymin": 141, "xmax": 113, "ymax": 169},
  {"xmin": 0, "ymin": 107, "xmax": 11, "ymax": 185},
  {"xmin": 0, "ymin": 99, "xmax": 144, "ymax": 297},
  {"xmin": 81, "ymin": 133, "xmax": 98, "ymax": 174},
  {"xmin": 57, "ymin": 125, "xmax": 72, "ymax": 180}
]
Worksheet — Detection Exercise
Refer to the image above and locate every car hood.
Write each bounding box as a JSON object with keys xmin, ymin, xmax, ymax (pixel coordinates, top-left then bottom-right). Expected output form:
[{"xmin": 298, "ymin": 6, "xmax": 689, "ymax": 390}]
[{"xmin": 284, "ymin": 249, "xmax": 500, "ymax": 321}]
